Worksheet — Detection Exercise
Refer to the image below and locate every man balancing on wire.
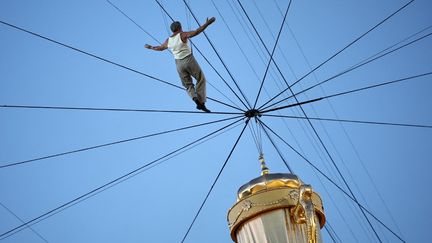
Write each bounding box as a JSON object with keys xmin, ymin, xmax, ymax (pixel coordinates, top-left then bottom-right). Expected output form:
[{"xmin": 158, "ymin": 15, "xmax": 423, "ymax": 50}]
[{"xmin": 144, "ymin": 17, "xmax": 216, "ymax": 113}]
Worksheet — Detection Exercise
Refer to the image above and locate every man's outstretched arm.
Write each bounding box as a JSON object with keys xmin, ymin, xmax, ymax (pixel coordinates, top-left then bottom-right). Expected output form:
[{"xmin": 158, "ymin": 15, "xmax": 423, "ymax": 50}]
[
  {"xmin": 184, "ymin": 17, "xmax": 216, "ymax": 38},
  {"xmin": 144, "ymin": 39, "xmax": 168, "ymax": 51}
]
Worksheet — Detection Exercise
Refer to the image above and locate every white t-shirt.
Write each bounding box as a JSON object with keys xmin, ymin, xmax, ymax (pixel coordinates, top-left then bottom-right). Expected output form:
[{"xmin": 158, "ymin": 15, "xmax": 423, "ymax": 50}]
[{"xmin": 167, "ymin": 33, "xmax": 192, "ymax": 60}]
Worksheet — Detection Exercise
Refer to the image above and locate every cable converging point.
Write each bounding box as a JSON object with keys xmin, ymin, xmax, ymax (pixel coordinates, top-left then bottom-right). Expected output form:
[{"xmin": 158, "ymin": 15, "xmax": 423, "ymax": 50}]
[{"xmin": 245, "ymin": 109, "xmax": 262, "ymax": 118}]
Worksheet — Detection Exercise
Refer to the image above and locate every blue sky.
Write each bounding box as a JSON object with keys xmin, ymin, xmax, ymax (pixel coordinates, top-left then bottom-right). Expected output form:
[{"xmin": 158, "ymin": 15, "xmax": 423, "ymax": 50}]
[{"xmin": 1, "ymin": 0, "xmax": 432, "ymax": 242}]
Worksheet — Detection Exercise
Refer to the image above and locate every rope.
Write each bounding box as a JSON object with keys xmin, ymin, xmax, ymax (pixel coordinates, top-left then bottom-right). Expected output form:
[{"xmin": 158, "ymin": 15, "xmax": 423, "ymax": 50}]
[
  {"xmin": 0, "ymin": 104, "xmax": 243, "ymax": 115},
  {"xmin": 316, "ymin": 71, "xmax": 432, "ymax": 103},
  {"xmin": 236, "ymin": 0, "xmax": 296, "ymax": 110},
  {"xmin": 0, "ymin": 117, "xmax": 244, "ymax": 240},
  {"xmin": 180, "ymin": 120, "xmax": 248, "ymax": 242},
  {"xmin": 0, "ymin": 115, "xmax": 243, "ymax": 169},
  {"xmin": 253, "ymin": 0, "xmax": 292, "ymax": 108},
  {"xmin": 324, "ymin": 223, "xmax": 340, "ymax": 243},
  {"xmin": 106, "ymin": 0, "xmax": 160, "ymax": 43},
  {"xmin": 261, "ymin": 30, "xmax": 432, "ymax": 111},
  {"xmin": 247, "ymin": 122, "xmax": 261, "ymax": 154},
  {"xmin": 258, "ymin": 0, "xmax": 415, "ymax": 110},
  {"xmin": 263, "ymin": 114, "xmax": 432, "ymax": 129},
  {"xmin": 0, "ymin": 202, "xmax": 49, "ymax": 243}
]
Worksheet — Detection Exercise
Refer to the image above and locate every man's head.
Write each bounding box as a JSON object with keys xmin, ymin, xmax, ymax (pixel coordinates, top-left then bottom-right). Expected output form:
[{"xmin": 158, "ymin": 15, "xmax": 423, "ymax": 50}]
[{"xmin": 170, "ymin": 21, "xmax": 182, "ymax": 32}]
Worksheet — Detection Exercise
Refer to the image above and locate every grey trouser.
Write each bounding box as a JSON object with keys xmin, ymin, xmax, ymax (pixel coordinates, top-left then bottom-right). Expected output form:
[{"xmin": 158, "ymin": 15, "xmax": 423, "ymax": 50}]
[{"xmin": 175, "ymin": 54, "xmax": 207, "ymax": 103}]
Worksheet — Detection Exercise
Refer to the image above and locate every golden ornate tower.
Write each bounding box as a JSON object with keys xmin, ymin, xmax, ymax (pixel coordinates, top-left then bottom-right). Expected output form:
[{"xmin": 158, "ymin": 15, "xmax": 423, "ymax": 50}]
[{"xmin": 227, "ymin": 158, "xmax": 326, "ymax": 243}]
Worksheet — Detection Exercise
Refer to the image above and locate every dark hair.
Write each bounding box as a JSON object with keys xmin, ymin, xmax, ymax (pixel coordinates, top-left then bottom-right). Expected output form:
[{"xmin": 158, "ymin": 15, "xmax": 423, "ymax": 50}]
[{"xmin": 170, "ymin": 21, "xmax": 182, "ymax": 32}]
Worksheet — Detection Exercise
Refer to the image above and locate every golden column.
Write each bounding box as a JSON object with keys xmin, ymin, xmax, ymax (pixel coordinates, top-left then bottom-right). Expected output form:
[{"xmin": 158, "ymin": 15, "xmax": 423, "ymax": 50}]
[{"xmin": 227, "ymin": 157, "xmax": 326, "ymax": 243}]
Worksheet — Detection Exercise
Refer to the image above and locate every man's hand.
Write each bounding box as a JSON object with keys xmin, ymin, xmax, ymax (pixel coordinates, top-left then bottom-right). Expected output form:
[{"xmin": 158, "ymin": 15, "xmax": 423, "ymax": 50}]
[
  {"xmin": 184, "ymin": 18, "xmax": 215, "ymax": 38},
  {"xmin": 145, "ymin": 42, "xmax": 168, "ymax": 51},
  {"xmin": 206, "ymin": 17, "xmax": 216, "ymax": 26}
]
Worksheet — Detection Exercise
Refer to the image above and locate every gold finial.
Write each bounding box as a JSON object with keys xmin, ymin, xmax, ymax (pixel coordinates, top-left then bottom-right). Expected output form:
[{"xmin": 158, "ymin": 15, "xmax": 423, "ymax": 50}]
[{"xmin": 259, "ymin": 153, "xmax": 269, "ymax": 175}]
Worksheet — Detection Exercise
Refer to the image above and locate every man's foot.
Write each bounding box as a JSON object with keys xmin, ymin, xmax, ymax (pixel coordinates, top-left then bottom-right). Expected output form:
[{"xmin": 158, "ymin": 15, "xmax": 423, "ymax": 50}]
[
  {"xmin": 193, "ymin": 97, "xmax": 201, "ymax": 109},
  {"xmin": 193, "ymin": 97, "xmax": 211, "ymax": 112},
  {"xmin": 200, "ymin": 104, "xmax": 211, "ymax": 113}
]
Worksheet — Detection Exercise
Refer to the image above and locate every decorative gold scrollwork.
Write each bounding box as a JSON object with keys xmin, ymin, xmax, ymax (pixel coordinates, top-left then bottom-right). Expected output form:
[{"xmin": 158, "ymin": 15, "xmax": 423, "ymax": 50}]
[{"xmin": 290, "ymin": 185, "xmax": 318, "ymax": 243}]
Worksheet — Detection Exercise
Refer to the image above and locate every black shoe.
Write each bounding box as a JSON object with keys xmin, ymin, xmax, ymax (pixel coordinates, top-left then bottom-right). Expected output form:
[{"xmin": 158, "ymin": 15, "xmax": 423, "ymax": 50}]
[
  {"xmin": 193, "ymin": 97, "xmax": 210, "ymax": 112},
  {"xmin": 200, "ymin": 104, "xmax": 211, "ymax": 113},
  {"xmin": 193, "ymin": 97, "xmax": 201, "ymax": 110}
]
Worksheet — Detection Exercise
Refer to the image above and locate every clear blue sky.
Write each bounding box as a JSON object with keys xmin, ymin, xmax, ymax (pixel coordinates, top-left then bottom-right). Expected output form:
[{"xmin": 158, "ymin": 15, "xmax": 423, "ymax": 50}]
[{"xmin": 1, "ymin": 0, "xmax": 431, "ymax": 242}]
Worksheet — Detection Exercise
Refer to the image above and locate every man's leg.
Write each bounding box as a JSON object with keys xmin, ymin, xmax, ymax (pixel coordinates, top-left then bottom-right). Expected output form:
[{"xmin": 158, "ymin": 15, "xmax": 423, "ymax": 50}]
[
  {"xmin": 175, "ymin": 58, "xmax": 196, "ymax": 100},
  {"xmin": 188, "ymin": 55, "xmax": 207, "ymax": 104}
]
